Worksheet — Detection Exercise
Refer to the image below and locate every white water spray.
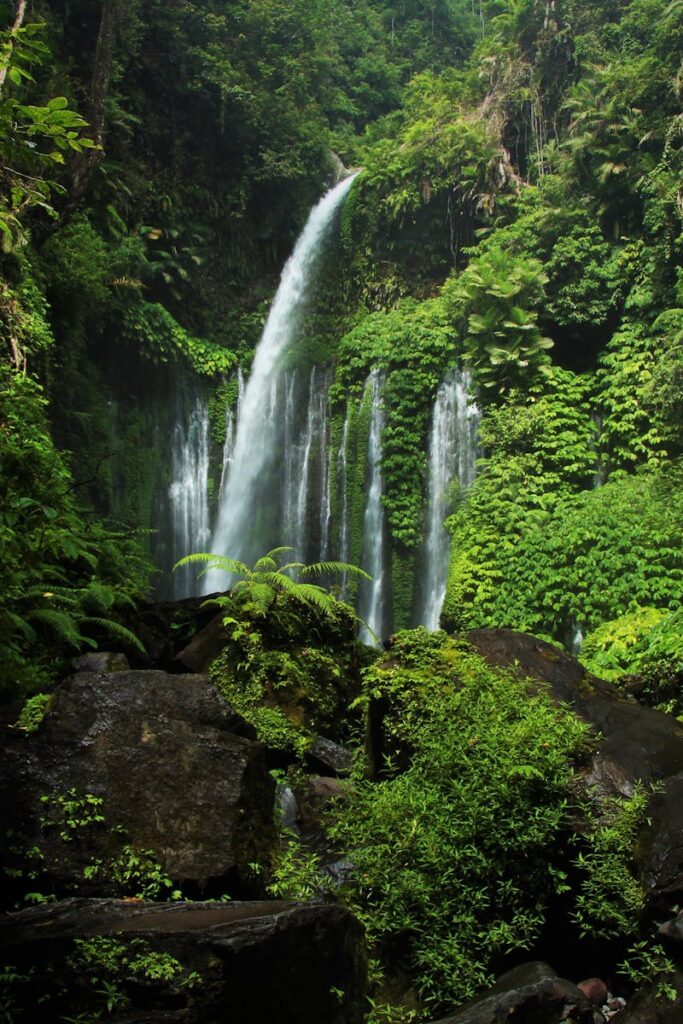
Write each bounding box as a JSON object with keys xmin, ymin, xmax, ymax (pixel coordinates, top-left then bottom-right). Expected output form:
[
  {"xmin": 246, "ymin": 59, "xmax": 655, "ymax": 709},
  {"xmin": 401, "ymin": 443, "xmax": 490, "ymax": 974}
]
[
  {"xmin": 419, "ymin": 370, "xmax": 479, "ymax": 630},
  {"xmin": 205, "ymin": 174, "xmax": 358, "ymax": 589}
]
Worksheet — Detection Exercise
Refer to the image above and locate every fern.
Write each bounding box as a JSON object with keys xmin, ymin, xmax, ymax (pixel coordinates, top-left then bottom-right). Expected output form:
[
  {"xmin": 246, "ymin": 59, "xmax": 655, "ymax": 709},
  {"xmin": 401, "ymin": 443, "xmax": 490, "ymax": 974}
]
[
  {"xmin": 80, "ymin": 617, "xmax": 146, "ymax": 654},
  {"xmin": 28, "ymin": 609, "xmax": 92, "ymax": 648},
  {"xmin": 174, "ymin": 546, "xmax": 372, "ymax": 630}
]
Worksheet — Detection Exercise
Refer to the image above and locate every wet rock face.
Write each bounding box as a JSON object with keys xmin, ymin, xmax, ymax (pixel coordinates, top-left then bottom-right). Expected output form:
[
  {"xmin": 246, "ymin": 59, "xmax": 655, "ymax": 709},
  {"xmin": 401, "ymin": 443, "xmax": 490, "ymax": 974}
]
[
  {"xmin": 428, "ymin": 962, "xmax": 594, "ymax": 1024},
  {"xmin": 0, "ymin": 670, "xmax": 274, "ymax": 902},
  {"xmin": 639, "ymin": 772, "xmax": 683, "ymax": 907},
  {"xmin": 0, "ymin": 897, "xmax": 368, "ymax": 1024}
]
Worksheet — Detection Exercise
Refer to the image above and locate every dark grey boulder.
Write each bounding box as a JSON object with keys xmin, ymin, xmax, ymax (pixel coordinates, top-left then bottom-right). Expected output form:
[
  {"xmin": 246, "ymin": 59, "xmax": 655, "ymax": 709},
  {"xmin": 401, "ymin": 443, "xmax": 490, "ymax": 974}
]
[
  {"xmin": 175, "ymin": 612, "xmax": 227, "ymax": 673},
  {"xmin": 468, "ymin": 629, "xmax": 683, "ymax": 801},
  {"xmin": 0, "ymin": 670, "xmax": 275, "ymax": 901},
  {"xmin": 307, "ymin": 734, "xmax": 354, "ymax": 775},
  {"xmin": 638, "ymin": 772, "xmax": 683, "ymax": 907},
  {"xmin": 0, "ymin": 896, "xmax": 367, "ymax": 1024},
  {"xmin": 428, "ymin": 961, "xmax": 593, "ymax": 1024},
  {"xmin": 72, "ymin": 651, "xmax": 131, "ymax": 673}
]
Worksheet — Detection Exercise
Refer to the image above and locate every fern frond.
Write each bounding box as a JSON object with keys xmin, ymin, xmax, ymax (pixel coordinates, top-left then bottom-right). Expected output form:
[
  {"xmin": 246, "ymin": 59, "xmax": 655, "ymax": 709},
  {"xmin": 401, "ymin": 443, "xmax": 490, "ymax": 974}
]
[
  {"xmin": 265, "ymin": 546, "xmax": 294, "ymax": 561},
  {"xmin": 80, "ymin": 617, "xmax": 147, "ymax": 654},
  {"xmin": 279, "ymin": 561, "xmax": 306, "ymax": 576},
  {"xmin": 7, "ymin": 611, "xmax": 36, "ymax": 642},
  {"xmin": 28, "ymin": 609, "xmax": 90, "ymax": 648},
  {"xmin": 23, "ymin": 586, "xmax": 80, "ymax": 608},
  {"xmin": 252, "ymin": 556, "xmax": 278, "ymax": 573},
  {"xmin": 300, "ymin": 561, "xmax": 372, "ymax": 581},
  {"xmin": 82, "ymin": 580, "xmax": 117, "ymax": 612},
  {"xmin": 286, "ymin": 583, "xmax": 336, "ymax": 613},
  {"xmin": 174, "ymin": 552, "xmax": 253, "ymax": 579},
  {"xmin": 244, "ymin": 582, "xmax": 276, "ymax": 616}
]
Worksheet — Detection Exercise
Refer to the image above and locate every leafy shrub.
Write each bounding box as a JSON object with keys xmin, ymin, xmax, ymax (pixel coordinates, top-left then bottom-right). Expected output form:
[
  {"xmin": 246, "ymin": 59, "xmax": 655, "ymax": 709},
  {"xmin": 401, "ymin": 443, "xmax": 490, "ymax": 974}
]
[
  {"xmin": 580, "ymin": 607, "xmax": 668, "ymax": 681},
  {"xmin": 329, "ymin": 629, "xmax": 589, "ymax": 1013},
  {"xmin": 444, "ymin": 246, "xmax": 554, "ymax": 396},
  {"xmin": 208, "ymin": 587, "xmax": 367, "ymax": 753},
  {"xmin": 0, "ymin": 366, "xmax": 150, "ymax": 698},
  {"xmin": 573, "ymin": 787, "xmax": 649, "ymax": 939},
  {"xmin": 122, "ymin": 301, "xmax": 236, "ymax": 378}
]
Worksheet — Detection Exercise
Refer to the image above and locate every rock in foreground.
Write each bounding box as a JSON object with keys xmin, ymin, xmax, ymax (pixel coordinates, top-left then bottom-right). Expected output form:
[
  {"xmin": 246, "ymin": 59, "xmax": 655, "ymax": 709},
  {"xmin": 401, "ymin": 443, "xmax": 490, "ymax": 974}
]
[
  {"xmin": 0, "ymin": 670, "xmax": 275, "ymax": 902},
  {"xmin": 0, "ymin": 897, "xmax": 367, "ymax": 1024},
  {"xmin": 428, "ymin": 962, "xmax": 593, "ymax": 1024}
]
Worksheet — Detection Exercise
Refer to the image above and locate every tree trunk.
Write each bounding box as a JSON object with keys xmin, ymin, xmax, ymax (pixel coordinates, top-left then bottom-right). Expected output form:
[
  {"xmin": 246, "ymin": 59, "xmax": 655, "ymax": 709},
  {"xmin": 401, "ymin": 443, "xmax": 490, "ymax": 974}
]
[
  {"xmin": 39, "ymin": 0, "xmax": 120, "ymax": 236},
  {"xmin": 0, "ymin": 0, "xmax": 28, "ymax": 95}
]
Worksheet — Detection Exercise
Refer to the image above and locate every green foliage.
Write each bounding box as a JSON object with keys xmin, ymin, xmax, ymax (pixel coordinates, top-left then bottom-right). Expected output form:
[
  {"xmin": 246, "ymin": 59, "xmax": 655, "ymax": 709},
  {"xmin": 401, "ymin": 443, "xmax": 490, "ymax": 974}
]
[
  {"xmin": 446, "ymin": 463, "xmax": 683, "ymax": 641},
  {"xmin": 122, "ymin": 302, "xmax": 236, "ymax": 378},
  {"xmin": 444, "ymin": 246, "xmax": 554, "ymax": 396},
  {"xmin": 330, "ymin": 629, "xmax": 589, "ymax": 1013},
  {"xmin": 619, "ymin": 940, "xmax": 678, "ymax": 1001},
  {"xmin": 267, "ymin": 830, "xmax": 327, "ymax": 900},
  {"xmin": 39, "ymin": 789, "xmax": 106, "ymax": 842},
  {"xmin": 442, "ymin": 367, "xmax": 596, "ymax": 632},
  {"xmin": 7, "ymin": 786, "xmax": 183, "ymax": 905},
  {"xmin": 580, "ymin": 608, "xmax": 668, "ymax": 681},
  {"xmin": 15, "ymin": 693, "xmax": 51, "ymax": 733},
  {"xmin": 0, "ymin": 366, "xmax": 150, "ymax": 698},
  {"xmin": 333, "ymin": 298, "xmax": 458, "ymax": 545},
  {"xmin": 0, "ymin": 22, "xmax": 98, "ymax": 248},
  {"xmin": 177, "ymin": 546, "xmax": 370, "ymax": 620},
  {"xmin": 573, "ymin": 788, "xmax": 649, "ymax": 940},
  {"xmin": 582, "ymin": 607, "xmax": 683, "ymax": 716},
  {"xmin": 341, "ymin": 70, "xmax": 505, "ymax": 301},
  {"xmin": 596, "ymin": 320, "xmax": 669, "ymax": 471},
  {"xmin": 208, "ymin": 586, "xmax": 366, "ymax": 753},
  {"xmin": 64, "ymin": 936, "xmax": 200, "ymax": 1020}
]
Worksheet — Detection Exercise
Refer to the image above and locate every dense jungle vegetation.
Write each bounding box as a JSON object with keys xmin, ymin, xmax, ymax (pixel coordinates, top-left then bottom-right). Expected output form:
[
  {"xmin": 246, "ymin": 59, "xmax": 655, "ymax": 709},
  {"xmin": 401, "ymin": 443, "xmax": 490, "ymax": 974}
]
[{"xmin": 2, "ymin": 0, "xmax": 683, "ymax": 1020}]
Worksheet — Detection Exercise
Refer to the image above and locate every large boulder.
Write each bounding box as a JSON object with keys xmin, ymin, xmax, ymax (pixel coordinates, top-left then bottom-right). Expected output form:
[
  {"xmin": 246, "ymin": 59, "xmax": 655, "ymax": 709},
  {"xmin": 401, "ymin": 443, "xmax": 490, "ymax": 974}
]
[
  {"xmin": 0, "ymin": 897, "xmax": 367, "ymax": 1024},
  {"xmin": 468, "ymin": 629, "xmax": 683, "ymax": 801},
  {"xmin": 0, "ymin": 670, "xmax": 275, "ymax": 903},
  {"xmin": 428, "ymin": 962, "xmax": 594, "ymax": 1024},
  {"xmin": 639, "ymin": 772, "xmax": 683, "ymax": 909}
]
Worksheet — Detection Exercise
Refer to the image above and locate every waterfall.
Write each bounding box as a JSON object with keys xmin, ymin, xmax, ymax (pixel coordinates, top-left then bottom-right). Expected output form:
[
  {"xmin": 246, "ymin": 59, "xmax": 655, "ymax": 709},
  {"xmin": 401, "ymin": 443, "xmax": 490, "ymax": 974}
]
[
  {"xmin": 294, "ymin": 367, "xmax": 324, "ymax": 559},
  {"xmin": 217, "ymin": 368, "xmax": 245, "ymax": 503},
  {"xmin": 168, "ymin": 388, "xmax": 211, "ymax": 599},
  {"xmin": 337, "ymin": 410, "xmax": 351, "ymax": 566},
  {"xmin": 336, "ymin": 409, "xmax": 351, "ymax": 595},
  {"xmin": 419, "ymin": 370, "xmax": 479, "ymax": 630},
  {"xmin": 359, "ymin": 372, "xmax": 387, "ymax": 645},
  {"xmin": 205, "ymin": 174, "xmax": 358, "ymax": 590}
]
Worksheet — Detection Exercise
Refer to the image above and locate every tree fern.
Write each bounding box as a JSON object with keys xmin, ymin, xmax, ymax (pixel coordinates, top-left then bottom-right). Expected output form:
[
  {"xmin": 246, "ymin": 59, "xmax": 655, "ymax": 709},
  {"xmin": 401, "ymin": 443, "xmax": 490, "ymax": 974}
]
[{"xmin": 174, "ymin": 546, "xmax": 373, "ymax": 632}]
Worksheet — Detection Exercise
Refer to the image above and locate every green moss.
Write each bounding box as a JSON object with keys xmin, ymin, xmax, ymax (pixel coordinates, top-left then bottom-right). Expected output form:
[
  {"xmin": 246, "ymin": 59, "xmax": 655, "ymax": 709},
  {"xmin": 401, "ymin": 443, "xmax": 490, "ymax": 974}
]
[{"xmin": 391, "ymin": 546, "xmax": 415, "ymax": 632}]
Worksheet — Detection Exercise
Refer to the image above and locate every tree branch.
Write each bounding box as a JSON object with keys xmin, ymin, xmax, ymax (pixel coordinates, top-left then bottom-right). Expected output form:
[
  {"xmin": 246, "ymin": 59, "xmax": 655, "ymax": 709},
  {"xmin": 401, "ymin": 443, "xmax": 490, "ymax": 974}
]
[{"xmin": 0, "ymin": 0, "xmax": 28, "ymax": 96}]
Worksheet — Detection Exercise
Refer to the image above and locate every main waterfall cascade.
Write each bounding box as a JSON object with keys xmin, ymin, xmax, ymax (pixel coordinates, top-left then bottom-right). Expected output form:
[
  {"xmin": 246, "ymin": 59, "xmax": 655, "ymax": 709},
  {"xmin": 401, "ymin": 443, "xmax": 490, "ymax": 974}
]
[
  {"xmin": 163, "ymin": 177, "xmax": 482, "ymax": 635},
  {"xmin": 203, "ymin": 174, "xmax": 359, "ymax": 592},
  {"xmin": 418, "ymin": 371, "xmax": 480, "ymax": 631}
]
